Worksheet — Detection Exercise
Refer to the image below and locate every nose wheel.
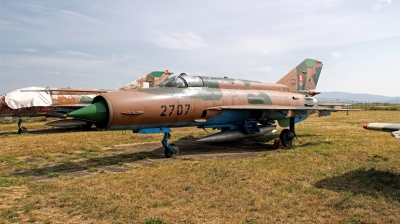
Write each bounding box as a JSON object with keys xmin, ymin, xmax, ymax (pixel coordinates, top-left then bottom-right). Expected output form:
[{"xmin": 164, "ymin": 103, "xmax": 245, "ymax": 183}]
[{"xmin": 162, "ymin": 132, "xmax": 179, "ymax": 158}]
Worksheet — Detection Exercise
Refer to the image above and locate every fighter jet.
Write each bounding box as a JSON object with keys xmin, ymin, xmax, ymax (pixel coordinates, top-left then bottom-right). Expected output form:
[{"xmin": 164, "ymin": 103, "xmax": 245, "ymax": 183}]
[
  {"xmin": 363, "ymin": 123, "xmax": 400, "ymax": 140},
  {"xmin": 68, "ymin": 59, "xmax": 352, "ymax": 157},
  {"xmin": 1, "ymin": 71, "xmax": 172, "ymax": 133}
]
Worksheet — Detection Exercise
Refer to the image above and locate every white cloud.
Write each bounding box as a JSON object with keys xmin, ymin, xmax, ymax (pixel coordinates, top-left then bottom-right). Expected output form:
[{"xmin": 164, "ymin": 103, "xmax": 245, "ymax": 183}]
[
  {"xmin": 154, "ymin": 31, "xmax": 208, "ymax": 51},
  {"xmin": 332, "ymin": 52, "xmax": 341, "ymax": 58},
  {"xmin": 0, "ymin": 20, "xmax": 19, "ymax": 26},
  {"xmin": 27, "ymin": 4, "xmax": 99, "ymax": 22},
  {"xmin": 253, "ymin": 66, "xmax": 274, "ymax": 72},
  {"xmin": 261, "ymin": 50, "xmax": 270, "ymax": 55},
  {"xmin": 23, "ymin": 48, "xmax": 39, "ymax": 53},
  {"xmin": 373, "ymin": 0, "xmax": 393, "ymax": 10},
  {"xmin": 45, "ymin": 71, "xmax": 60, "ymax": 75},
  {"xmin": 381, "ymin": 0, "xmax": 393, "ymax": 4},
  {"xmin": 56, "ymin": 50, "xmax": 91, "ymax": 57}
]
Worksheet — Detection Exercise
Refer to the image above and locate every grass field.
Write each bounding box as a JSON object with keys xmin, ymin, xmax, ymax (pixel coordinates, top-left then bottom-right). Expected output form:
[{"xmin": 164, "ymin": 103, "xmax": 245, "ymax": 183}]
[{"xmin": 0, "ymin": 111, "xmax": 399, "ymax": 223}]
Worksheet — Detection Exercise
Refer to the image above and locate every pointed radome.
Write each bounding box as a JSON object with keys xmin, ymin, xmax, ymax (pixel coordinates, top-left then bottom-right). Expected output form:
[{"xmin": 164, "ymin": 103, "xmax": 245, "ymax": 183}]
[{"xmin": 68, "ymin": 101, "xmax": 107, "ymax": 122}]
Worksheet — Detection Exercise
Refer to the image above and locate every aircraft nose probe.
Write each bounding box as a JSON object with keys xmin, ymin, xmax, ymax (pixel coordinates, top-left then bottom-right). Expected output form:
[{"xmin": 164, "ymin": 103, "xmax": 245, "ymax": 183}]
[{"xmin": 68, "ymin": 101, "xmax": 108, "ymax": 122}]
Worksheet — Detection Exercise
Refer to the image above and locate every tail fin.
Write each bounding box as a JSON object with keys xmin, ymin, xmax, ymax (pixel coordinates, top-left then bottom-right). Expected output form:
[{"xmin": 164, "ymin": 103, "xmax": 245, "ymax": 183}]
[{"xmin": 277, "ymin": 59, "xmax": 323, "ymax": 93}]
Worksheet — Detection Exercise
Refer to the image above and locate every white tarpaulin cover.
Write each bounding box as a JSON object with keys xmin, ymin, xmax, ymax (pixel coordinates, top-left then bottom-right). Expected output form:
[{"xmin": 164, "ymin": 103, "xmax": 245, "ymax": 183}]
[{"xmin": 5, "ymin": 87, "xmax": 52, "ymax": 109}]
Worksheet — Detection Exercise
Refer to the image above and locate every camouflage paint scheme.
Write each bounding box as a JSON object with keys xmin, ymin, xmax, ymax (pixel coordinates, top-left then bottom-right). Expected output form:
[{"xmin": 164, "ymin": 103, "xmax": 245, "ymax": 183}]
[
  {"xmin": 76, "ymin": 59, "xmax": 323, "ymax": 130},
  {"xmin": 363, "ymin": 123, "xmax": 400, "ymax": 140},
  {"xmin": 69, "ymin": 59, "xmax": 347, "ymax": 157}
]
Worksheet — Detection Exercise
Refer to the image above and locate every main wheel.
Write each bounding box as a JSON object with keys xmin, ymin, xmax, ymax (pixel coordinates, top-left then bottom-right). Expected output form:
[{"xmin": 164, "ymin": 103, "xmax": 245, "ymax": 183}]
[
  {"xmin": 280, "ymin": 129, "xmax": 293, "ymax": 148},
  {"xmin": 165, "ymin": 144, "xmax": 179, "ymax": 158}
]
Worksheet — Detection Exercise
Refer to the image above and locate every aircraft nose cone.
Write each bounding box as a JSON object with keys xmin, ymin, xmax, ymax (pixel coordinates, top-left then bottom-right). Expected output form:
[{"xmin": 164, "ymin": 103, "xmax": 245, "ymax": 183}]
[
  {"xmin": 363, "ymin": 123, "xmax": 369, "ymax": 129},
  {"xmin": 68, "ymin": 101, "xmax": 107, "ymax": 122}
]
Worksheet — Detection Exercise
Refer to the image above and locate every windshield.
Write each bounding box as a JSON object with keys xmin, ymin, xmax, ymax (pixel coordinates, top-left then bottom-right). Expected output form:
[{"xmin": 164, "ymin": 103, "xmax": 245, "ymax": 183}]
[
  {"xmin": 157, "ymin": 75, "xmax": 204, "ymax": 88},
  {"xmin": 158, "ymin": 76, "xmax": 186, "ymax": 88}
]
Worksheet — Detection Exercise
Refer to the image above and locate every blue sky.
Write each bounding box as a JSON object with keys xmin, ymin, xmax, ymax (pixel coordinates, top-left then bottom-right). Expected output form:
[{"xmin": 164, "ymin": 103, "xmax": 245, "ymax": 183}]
[{"xmin": 1, "ymin": 0, "xmax": 399, "ymax": 96}]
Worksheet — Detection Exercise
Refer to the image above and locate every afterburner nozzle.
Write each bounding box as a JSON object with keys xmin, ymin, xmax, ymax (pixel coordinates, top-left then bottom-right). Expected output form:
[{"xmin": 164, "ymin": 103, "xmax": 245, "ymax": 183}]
[{"xmin": 68, "ymin": 101, "xmax": 107, "ymax": 122}]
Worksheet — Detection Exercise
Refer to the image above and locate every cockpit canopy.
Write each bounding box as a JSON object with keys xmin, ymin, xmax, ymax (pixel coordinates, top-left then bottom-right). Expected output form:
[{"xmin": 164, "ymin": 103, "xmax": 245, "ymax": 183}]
[
  {"xmin": 157, "ymin": 74, "xmax": 204, "ymax": 88},
  {"xmin": 157, "ymin": 73, "xmax": 290, "ymax": 92}
]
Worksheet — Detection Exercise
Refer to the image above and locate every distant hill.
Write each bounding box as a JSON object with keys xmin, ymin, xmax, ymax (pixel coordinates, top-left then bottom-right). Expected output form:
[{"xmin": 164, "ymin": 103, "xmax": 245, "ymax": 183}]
[{"xmin": 315, "ymin": 91, "xmax": 400, "ymax": 103}]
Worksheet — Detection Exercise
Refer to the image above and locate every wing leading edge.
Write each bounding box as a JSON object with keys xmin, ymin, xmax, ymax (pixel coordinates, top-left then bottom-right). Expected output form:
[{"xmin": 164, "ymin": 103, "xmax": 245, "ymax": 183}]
[{"xmin": 207, "ymin": 104, "xmax": 354, "ymax": 115}]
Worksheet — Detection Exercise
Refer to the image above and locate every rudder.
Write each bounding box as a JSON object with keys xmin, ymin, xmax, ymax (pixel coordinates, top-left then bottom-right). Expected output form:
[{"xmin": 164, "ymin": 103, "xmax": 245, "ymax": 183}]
[{"xmin": 276, "ymin": 59, "xmax": 323, "ymax": 93}]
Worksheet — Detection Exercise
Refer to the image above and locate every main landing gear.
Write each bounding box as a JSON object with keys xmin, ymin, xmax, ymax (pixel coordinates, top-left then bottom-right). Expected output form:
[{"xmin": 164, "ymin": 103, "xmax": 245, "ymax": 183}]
[
  {"xmin": 162, "ymin": 132, "xmax": 179, "ymax": 158},
  {"xmin": 279, "ymin": 117, "xmax": 296, "ymax": 148},
  {"xmin": 18, "ymin": 118, "xmax": 27, "ymax": 134}
]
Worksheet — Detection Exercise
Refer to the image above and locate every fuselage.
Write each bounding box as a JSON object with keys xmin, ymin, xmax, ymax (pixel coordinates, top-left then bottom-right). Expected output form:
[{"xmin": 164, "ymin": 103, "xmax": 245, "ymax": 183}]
[{"xmin": 90, "ymin": 75, "xmax": 314, "ymax": 131}]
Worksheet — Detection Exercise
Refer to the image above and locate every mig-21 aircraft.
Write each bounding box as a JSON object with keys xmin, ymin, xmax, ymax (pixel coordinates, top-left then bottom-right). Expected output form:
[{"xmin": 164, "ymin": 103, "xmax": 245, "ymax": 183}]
[
  {"xmin": 363, "ymin": 123, "xmax": 400, "ymax": 140},
  {"xmin": 68, "ymin": 59, "xmax": 352, "ymax": 157}
]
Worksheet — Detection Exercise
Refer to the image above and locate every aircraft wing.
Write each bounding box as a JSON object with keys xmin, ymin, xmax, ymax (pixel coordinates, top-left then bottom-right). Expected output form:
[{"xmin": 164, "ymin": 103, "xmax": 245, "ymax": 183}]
[
  {"xmin": 208, "ymin": 104, "xmax": 352, "ymax": 112},
  {"xmin": 207, "ymin": 104, "xmax": 333, "ymax": 110},
  {"xmin": 206, "ymin": 104, "xmax": 358, "ymax": 124}
]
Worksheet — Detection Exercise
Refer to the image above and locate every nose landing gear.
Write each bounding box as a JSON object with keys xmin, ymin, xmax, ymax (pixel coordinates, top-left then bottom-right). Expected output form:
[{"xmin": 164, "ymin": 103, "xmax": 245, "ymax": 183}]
[{"xmin": 162, "ymin": 132, "xmax": 179, "ymax": 158}]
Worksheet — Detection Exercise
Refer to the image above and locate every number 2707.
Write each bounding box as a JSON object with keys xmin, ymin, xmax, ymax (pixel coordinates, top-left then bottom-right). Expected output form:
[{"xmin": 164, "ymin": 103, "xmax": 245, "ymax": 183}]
[{"xmin": 160, "ymin": 104, "xmax": 190, "ymax": 116}]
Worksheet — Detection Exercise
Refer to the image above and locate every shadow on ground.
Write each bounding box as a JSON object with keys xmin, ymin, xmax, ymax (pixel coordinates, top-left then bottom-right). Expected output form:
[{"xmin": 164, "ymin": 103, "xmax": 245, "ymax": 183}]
[
  {"xmin": 9, "ymin": 136, "xmax": 279, "ymax": 181},
  {"xmin": 11, "ymin": 151, "xmax": 159, "ymax": 178},
  {"xmin": 315, "ymin": 168, "xmax": 400, "ymax": 202}
]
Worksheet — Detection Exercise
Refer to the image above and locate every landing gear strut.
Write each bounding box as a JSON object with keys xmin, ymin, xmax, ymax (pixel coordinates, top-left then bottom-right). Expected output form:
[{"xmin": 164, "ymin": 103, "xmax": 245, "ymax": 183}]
[
  {"xmin": 162, "ymin": 132, "xmax": 179, "ymax": 158},
  {"xmin": 280, "ymin": 117, "xmax": 296, "ymax": 148},
  {"xmin": 18, "ymin": 119, "xmax": 27, "ymax": 134}
]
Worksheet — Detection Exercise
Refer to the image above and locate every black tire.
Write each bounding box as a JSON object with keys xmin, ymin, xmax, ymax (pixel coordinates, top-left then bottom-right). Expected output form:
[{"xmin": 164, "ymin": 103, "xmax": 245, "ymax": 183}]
[
  {"xmin": 280, "ymin": 129, "xmax": 293, "ymax": 148},
  {"xmin": 165, "ymin": 144, "xmax": 179, "ymax": 158},
  {"xmin": 82, "ymin": 123, "xmax": 93, "ymax": 129},
  {"xmin": 18, "ymin": 127, "xmax": 27, "ymax": 134}
]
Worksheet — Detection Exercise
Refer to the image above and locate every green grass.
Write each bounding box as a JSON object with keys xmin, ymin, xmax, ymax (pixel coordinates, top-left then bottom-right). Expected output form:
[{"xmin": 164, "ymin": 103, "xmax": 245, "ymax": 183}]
[{"xmin": 0, "ymin": 110, "xmax": 399, "ymax": 223}]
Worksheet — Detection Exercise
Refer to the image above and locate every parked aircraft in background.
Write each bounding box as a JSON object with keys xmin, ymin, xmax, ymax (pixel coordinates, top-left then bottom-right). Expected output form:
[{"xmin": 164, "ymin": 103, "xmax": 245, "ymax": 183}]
[
  {"xmin": 1, "ymin": 71, "xmax": 172, "ymax": 133},
  {"xmin": 68, "ymin": 59, "xmax": 353, "ymax": 158},
  {"xmin": 363, "ymin": 123, "xmax": 400, "ymax": 140}
]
